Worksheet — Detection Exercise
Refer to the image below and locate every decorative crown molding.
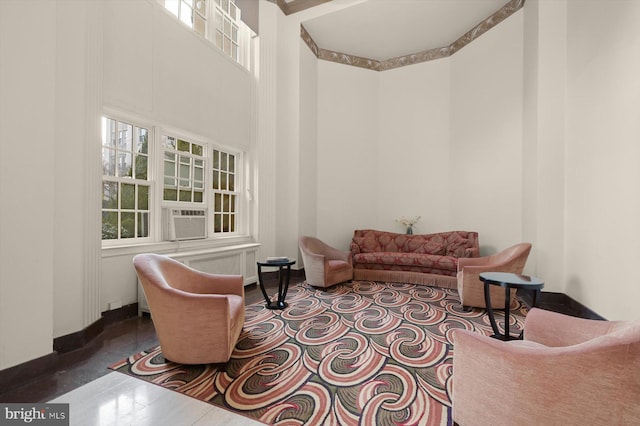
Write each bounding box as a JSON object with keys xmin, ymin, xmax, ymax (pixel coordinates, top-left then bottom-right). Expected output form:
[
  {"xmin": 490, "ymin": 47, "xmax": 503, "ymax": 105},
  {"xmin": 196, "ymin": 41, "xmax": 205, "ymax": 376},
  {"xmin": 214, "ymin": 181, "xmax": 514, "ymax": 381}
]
[
  {"xmin": 273, "ymin": 0, "xmax": 332, "ymax": 16},
  {"xmin": 301, "ymin": 0, "xmax": 526, "ymax": 71}
]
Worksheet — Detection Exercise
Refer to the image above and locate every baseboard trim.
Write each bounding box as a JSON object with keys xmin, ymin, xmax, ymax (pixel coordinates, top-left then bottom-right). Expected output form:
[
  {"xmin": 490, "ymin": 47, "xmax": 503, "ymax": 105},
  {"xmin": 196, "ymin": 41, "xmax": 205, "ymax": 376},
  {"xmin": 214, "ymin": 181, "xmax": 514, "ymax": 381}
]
[
  {"xmin": 519, "ymin": 290, "xmax": 606, "ymax": 320},
  {"xmin": 0, "ymin": 303, "xmax": 140, "ymax": 394}
]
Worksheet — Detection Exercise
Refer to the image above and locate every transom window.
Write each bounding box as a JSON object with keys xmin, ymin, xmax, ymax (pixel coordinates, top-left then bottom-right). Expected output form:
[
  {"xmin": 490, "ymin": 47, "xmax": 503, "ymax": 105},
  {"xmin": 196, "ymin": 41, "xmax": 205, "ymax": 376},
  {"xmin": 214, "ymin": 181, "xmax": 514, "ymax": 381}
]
[
  {"xmin": 164, "ymin": 0, "xmax": 208, "ymax": 36},
  {"xmin": 213, "ymin": 0, "xmax": 240, "ymax": 62},
  {"xmin": 101, "ymin": 118, "xmax": 151, "ymax": 241}
]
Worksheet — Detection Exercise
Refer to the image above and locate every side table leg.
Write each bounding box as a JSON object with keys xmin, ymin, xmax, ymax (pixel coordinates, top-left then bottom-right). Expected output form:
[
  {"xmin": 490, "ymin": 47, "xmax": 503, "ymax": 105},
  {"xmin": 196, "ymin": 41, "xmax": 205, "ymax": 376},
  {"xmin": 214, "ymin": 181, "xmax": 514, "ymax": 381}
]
[
  {"xmin": 257, "ymin": 264, "xmax": 272, "ymax": 306},
  {"xmin": 484, "ymin": 283, "xmax": 501, "ymax": 338},
  {"xmin": 504, "ymin": 286, "xmax": 511, "ymax": 340}
]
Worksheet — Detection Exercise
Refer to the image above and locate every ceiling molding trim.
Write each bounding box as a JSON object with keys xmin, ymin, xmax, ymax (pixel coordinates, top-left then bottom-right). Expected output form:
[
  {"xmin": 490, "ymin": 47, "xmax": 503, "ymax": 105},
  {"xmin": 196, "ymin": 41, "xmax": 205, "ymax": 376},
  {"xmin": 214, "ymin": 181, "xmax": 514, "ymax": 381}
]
[
  {"xmin": 274, "ymin": 0, "xmax": 333, "ymax": 16},
  {"xmin": 301, "ymin": 0, "xmax": 526, "ymax": 72}
]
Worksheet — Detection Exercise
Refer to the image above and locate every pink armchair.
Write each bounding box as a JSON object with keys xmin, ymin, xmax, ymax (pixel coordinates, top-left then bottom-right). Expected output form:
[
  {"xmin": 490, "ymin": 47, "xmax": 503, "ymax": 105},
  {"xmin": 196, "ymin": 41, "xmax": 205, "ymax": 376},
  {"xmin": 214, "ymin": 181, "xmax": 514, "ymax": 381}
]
[
  {"xmin": 299, "ymin": 236, "xmax": 353, "ymax": 288},
  {"xmin": 133, "ymin": 253, "xmax": 245, "ymax": 364},
  {"xmin": 456, "ymin": 243, "xmax": 531, "ymax": 309},
  {"xmin": 452, "ymin": 308, "xmax": 640, "ymax": 425}
]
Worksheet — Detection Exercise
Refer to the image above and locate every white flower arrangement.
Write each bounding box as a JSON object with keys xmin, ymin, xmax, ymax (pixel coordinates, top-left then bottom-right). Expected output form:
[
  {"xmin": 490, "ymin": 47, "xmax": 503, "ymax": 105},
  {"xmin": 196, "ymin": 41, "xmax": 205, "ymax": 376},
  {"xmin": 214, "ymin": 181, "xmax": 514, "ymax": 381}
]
[{"xmin": 396, "ymin": 216, "xmax": 421, "ymax": 228}]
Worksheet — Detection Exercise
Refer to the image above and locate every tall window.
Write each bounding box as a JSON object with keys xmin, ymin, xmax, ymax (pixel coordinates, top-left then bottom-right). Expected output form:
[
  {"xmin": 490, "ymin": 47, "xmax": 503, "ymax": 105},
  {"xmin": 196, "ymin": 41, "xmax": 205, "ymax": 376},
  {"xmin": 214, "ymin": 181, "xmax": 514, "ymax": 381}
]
[
  {"xmin": 212, "ymin": 149, "xmax": 238, "ymax": 233},
  {"xmin": 213, "ymin": 0, "xmax": 240, "ymax": 62},
  {"xmin": 101, "ymin": 118, "xmax": 151, "ymax": 241},
  {"xmin": 164, "ymin": 0, "xmax": 208, "ymax": 36},
  {"xmin": 160, "ymin": 0, "xmax": 252, "ymax": 69},
  {"xmin": 162, "ymin": 136, "xmax": 206, "ymax": 203}
]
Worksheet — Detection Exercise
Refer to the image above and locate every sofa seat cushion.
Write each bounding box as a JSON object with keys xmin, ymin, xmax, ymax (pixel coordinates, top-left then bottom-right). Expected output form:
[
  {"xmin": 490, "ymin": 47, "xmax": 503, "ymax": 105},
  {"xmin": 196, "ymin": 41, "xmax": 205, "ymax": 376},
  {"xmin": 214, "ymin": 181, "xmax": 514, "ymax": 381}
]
[{"xmin": 353, "ymin": 252, "xmax": 458, "ymax": 275}]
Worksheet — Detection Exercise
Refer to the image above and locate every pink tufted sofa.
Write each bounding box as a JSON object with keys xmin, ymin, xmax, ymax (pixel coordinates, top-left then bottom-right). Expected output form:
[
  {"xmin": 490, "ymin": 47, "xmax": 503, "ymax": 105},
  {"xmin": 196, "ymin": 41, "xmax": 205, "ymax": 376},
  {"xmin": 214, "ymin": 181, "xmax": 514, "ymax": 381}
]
[{"xmin": 350, "ymin": 229, "xmax": 480, "ymax": 289}]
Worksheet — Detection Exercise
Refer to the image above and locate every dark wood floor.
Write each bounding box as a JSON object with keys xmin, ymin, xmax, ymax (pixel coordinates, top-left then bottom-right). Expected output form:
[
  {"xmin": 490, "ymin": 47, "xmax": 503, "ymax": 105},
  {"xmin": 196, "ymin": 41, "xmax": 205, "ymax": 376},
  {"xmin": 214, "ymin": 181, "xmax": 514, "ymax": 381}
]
[{"xmin": 0, "ymin": 280, "xmax": 282, "ymax": 403}]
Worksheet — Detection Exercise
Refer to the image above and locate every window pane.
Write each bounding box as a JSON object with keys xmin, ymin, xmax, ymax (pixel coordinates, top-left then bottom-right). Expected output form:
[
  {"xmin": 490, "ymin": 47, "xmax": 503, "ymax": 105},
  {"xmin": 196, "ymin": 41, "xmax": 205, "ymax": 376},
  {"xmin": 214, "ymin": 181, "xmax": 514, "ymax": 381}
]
[
  {"xmin": 222, "ymin": 0, "xmax": 229, "ymax": 13},
  {"xmin": 164, "ymin": 156, "xmax": 176, "ymax": 177},
  {"xmin": 194, "ymin": 166, "xmax": 203, "ymax": 182},
  {"xmin": 135, "ymin": 155, "xmax": 148, "ymax": 180},
  {"xmin": 232, "ymin": 43, "xmax": 238, "ymax": 61},
  {"xmin": 220, "ymin": 172, "xmax": 227, "ymax": 190},
  {"xmin": 103, "ymin": 118, "xmax": 116, "ymax": 147},
  {"xmin": 195, "ymin": 0, "xmax": 206, "ymax": 14},
  {"xmin": 194, "ymin": 191, "xmax": 203, "ymax": 203},
  {"xmin": 163, "ymin": 135, "xmax": 176, "ymax": 149},
  {"xmin": 230, "ymin": 195, "xmax": 236, "ymax": 212},
  {"xmin": 121, "ymin": 183, "xmax": 135, "ymax": 210},
  {"xmin": 192, "ymin": 144, "xmax": 203, "ymax": 156},
  {"xmin": 164, "ymin": 188, "xmax": 178, "ymax": 201},
  {"xmin": 223, "ymin": 214, "xmax": 229, "ymax": 232},
  {"xmin": 194, "ymin": 14, "xmax": 205, "ymax": 36},
  {"xmin": 232, "ymin": 24, "xmax": 238, "ymax": 42},
  {"xmin": 120, "ymin": 212, "xmax": 135, "ymax": 238},
  {"xmin": 227, "ymin": 153, "xmax": 234, "ymax": 171},
  {"xmin": 102, "ymin": 212, "xmax": 118, "ymax": 239},
  {"xmin": 228, "ymin": 173, "xmax": 234, "ymax": 191},
  {"xmin": 214, "ymin": 193, "xmax": 221, "ymax": 211},
  {"xmin": 118, "ymin": 152, "xmax": 133, "ymax": 177},
  {"xmin": 215, "ymin": 30, "xmax": 223, "ymax": 48},
  {"xmin": 102, "ymin": 181, "xmax": 118, "ymax": 209},
  {"xmin": 177, "ymin": 139, "xmax": 190, "ymax": 152},
  {"xmin": 214, "ymin": 213, "xmax": 221, "ymax": 233},
  {"xmin": 220, "ymin": 152, "xmax": 228, "ymax": 171},
  {"xmin": 222, "ymin": 194, "xmax": 230, "ymax": 212},
  {"xmin": 179, "ymin": 190, "xmax": 192, "ymax": 202},
  {"xmin": 180, "ymin": 3, "xmax": 193, "ymax": 27},
  {"xmin": 213, "ymin": 150, "xmax": 219, "ymax": 169},
  {"xmin": 137, "ymin": 212, "xmax": 149, "ymax": 237},
  {"xmin": 118, "ymin": 122, "xmax": 133, "ymax": 151},
  {"xmin": 230, "ymin": 214, "xmax": 235, "ymax": 232},
  {"xmin": 165, "ymin": 0, "xmax": 179, "ymax": 17},
  {"xmin": 212, "ymin": 171, "xmax": 219, "ymax": 189},
  {"xmin": 229, "ymin": 3, "xmax": 236, "ymax": 20},
  {"xmin": 223, "ymin": 36, "xmax": 231, "ymax": 54},
  {"xmin": 179, "ymin": 164, "xmax": 190, "ymax": 179},
  {"xmin": 102, "ymin": 148, "xmax": 116, "ymax": 176},
  {"xmin": 138, "ymin": 185, "xmax": 149, "ymax": 210},
  {"xmin": 137, "ymin": 128, "xmax": 148, "ymax": 153}
]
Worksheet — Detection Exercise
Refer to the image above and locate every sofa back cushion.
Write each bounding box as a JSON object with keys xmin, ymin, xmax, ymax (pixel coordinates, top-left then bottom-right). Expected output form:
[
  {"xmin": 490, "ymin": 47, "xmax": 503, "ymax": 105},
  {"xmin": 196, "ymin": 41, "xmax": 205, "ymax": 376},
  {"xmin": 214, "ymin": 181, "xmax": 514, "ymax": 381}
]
[{"xmin": 351, "ymin": 229, "xmax": 479, "ymax": 258}]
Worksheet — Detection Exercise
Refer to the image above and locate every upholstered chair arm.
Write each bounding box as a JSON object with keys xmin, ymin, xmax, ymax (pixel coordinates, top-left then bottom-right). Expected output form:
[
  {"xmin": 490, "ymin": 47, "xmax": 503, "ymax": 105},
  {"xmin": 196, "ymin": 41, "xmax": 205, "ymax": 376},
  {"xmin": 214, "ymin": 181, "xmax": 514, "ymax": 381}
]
[
  {"xmin": 182, "ymin": 269, "xmax": 244, "ymax": 297},
  {"xmin": 321, "ymin": 244, "xmax": 352, "ymax": 264},
  {"xmin": 452, "ymin": 328, "xmax": 637, "ymax": 425},
  {"xmin": 457, "ymin": 256, "xmax": 492, "ymax": 271},
  {"xmin": 524, "ymin": 307, "xmax": 615, "ymax": 347}
]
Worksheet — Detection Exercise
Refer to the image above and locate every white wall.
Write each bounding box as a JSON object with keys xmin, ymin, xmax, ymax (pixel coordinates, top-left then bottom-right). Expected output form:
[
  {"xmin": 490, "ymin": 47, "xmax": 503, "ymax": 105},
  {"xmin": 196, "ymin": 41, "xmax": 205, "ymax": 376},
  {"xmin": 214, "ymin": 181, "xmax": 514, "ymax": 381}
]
[
  {"xmin": 449, "ymin": 10, "xmax": 525, "ymax": 254},
  {"xmin": 378, "ymin": 60, "xmax": 451, "ymax": 236},
  {"xmin": 314, "ymin": 11, "xmax": 524, "ymax": 254},
  {"xmin": 564, "ymin": 0, "xmax": 640, "ymax": 320},
  {"xmin": 317, "ymin": 61, "xmax": 380, "ymax": 250},
  {"xmin": 0, "ymin": 1, "xmax": 56, "ymax": 369}
]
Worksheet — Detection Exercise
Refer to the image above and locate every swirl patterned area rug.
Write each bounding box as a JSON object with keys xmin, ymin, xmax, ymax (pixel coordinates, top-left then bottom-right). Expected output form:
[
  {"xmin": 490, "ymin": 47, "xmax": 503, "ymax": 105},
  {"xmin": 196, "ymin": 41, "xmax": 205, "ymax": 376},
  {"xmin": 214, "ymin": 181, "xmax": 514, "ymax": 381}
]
[{"xmin": 110, "ymin": 281, "xmax": 528, "ymax": 425}]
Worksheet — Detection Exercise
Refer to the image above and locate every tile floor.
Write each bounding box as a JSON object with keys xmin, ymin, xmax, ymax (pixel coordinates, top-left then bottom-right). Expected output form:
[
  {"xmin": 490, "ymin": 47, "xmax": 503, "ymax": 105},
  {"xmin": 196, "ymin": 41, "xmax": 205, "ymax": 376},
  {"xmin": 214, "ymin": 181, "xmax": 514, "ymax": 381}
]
[{"xmin": 1, "ymin": 281, "xmax": 282, "ymax": 425}]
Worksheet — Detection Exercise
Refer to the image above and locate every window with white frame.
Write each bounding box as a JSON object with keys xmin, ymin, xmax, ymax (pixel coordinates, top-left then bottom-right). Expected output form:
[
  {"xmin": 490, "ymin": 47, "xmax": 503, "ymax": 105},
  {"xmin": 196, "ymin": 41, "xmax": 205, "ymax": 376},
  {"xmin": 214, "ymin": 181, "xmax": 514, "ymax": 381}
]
[
  {"xmin": 213, "ymin": 0, "xmax": 240, "ymax": 62},
  {"xmin": 163, "ymin": 0, "xmax": 208, "ymax": 37},
  {"xmin": 162, "ymin": 136, "xmax": 206, "ymax": 203},
  {"xmin": 101, "ymin": 118, "xmax": 151, "ymax": 241},
  {"xmin": 101, "ymin": 115, "xmax": 245, "ymax": 243},
  {"xmin": 160, "ymin": 0, "xmax": 252, "ymax": 69},
  {"xmin": 212, "ymin": 149, "xmax": 238, "ymax": 233}
]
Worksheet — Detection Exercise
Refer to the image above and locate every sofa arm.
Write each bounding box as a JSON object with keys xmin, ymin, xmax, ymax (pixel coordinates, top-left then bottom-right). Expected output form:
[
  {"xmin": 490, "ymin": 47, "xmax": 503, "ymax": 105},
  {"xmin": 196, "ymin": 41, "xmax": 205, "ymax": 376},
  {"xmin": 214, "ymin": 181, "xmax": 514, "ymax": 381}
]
[{"xmin": 349, "ymin": 241, "xmax": 361, "ymax": 256}]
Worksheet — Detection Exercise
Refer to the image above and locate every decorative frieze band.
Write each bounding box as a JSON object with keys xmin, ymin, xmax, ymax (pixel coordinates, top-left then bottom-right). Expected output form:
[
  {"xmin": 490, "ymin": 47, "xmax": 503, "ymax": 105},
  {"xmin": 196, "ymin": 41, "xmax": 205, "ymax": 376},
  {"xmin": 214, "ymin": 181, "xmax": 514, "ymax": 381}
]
[{"xmin": 301, "ymin": 0, "xmax": 526, "ymax": 71}]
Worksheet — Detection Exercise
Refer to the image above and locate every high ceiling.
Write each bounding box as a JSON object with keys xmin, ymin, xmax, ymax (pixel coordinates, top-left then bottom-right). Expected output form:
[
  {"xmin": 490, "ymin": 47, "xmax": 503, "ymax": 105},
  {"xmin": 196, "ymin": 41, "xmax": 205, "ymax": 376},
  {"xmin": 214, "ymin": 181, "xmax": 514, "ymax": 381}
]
[{"xmin": 285, "ymin": 0, "xmax": 514, "ymax": 61}]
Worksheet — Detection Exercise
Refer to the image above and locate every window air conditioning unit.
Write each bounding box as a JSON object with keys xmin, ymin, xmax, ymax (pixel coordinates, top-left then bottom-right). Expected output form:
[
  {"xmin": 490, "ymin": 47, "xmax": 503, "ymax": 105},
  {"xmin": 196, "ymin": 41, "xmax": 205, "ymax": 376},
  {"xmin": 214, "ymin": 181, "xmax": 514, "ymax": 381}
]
[{"xmin": 163, "ymin": 208, "xmax": 207, "ymax": 241}]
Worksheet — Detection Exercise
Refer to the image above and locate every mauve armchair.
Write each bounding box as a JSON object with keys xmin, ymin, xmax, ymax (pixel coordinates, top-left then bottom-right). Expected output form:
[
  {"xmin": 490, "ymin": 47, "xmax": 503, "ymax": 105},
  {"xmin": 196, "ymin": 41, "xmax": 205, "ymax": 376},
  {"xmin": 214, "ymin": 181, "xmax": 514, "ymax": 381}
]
[
  {"xmin": 452, "ymin": 308, "xmax": 640, "ymax": 426},
  {"xmin": 456, "ymin": 243, "xmax": 532, "ymax": 309},
  {"xmin": 299, "ymin": 236, "xmax": 353, "ymax": 288},
  {"xmin": 133, "ymin": 253, "xmax": 245, "ymax": 364}
]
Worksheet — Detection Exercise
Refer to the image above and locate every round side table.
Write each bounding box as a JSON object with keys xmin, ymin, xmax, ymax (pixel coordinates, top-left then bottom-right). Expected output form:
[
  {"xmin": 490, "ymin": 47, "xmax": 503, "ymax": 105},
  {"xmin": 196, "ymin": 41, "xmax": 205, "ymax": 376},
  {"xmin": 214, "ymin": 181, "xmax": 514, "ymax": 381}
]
[
  {"xmin": 257, "ymin": 259, "xmax": 296, "ymax": 309},
  {"xmin": 479, "ymin": 272, "xmax": 544, "ymax": 341}
]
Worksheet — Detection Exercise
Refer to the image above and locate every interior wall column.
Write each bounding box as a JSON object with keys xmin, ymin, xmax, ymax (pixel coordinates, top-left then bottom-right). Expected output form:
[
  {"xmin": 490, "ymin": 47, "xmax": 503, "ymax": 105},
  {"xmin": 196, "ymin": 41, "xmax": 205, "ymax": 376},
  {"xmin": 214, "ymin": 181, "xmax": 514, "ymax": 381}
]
[
  {"xmin": 83, "ymin": 0, "xmax": 104, "ymax": 327},
  {"xmin": 256, "ymin": 0, "xmax": 278, "ymax": 259}
]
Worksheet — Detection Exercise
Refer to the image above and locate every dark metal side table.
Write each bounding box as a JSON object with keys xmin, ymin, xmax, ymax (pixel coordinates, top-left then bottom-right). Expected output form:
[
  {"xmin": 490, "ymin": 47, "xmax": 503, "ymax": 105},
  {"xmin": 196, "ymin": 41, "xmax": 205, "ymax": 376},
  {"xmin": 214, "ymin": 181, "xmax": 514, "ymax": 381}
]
[
  {"xmin": 479, "ymin": 272, "xmax": 544, "ymax": 341},
  {"xmin": 257, "ymin": 258, "xmax": 296, "ymax": 310}
]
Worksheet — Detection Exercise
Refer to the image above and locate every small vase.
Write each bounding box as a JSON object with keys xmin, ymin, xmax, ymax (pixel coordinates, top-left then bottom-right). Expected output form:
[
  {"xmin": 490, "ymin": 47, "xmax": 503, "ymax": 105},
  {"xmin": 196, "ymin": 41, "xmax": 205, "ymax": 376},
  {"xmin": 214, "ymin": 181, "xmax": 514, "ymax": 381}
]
[{"xmin": 406, "ymin": 226, "xmax": 413, "ymax": 235}]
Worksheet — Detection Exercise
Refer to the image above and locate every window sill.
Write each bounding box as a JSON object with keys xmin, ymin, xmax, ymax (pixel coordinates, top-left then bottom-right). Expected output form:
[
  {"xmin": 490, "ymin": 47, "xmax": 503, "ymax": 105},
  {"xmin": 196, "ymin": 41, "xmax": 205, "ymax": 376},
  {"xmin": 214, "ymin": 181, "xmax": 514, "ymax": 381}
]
[{"xmin": 101, "ymin": 235, "xmax": 258, "ymax": 258}]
